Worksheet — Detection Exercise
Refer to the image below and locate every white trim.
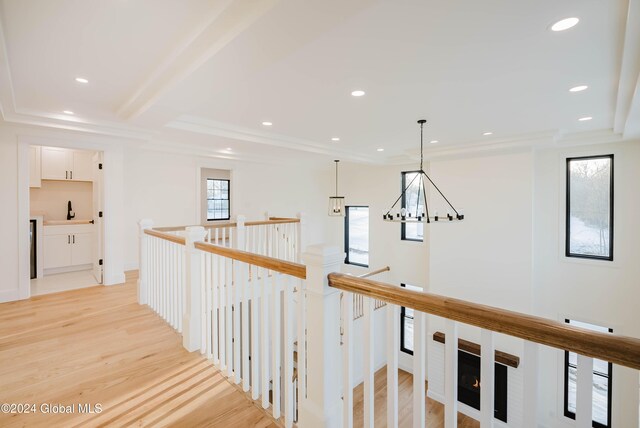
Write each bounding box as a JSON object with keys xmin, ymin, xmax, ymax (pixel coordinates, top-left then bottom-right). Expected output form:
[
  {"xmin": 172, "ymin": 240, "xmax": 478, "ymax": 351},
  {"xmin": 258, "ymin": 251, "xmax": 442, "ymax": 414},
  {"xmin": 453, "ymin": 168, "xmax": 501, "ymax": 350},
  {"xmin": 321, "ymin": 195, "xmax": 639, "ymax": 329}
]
[{"xmin": 17, "ymin": 141, "xmax": 30, "ymax": 299}]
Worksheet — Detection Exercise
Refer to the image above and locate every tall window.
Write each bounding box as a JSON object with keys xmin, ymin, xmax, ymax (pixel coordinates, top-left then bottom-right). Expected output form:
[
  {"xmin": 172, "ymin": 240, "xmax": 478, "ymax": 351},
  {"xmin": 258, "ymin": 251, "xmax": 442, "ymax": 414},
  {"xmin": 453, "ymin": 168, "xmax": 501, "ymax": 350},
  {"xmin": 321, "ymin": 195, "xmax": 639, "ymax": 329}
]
[
  {"xmin": 400, "ymin": 283, "xmax": 422, "ymax": 354},
  {"xmin": 564, "ymin": 319, "xmax": 613, "ymax": 427},
  {"xmin": 401, "ymin": 171, "xmax": 424, "ymax": 241},
  {"xmin": 566, "ymin": 155, "xmax": 613, "ymax": 260},
  {"xmin": 344, "ymin": 206, "xmax": 369, "ymax": 267},
  {"xmin": 206, "ymin": 178, "xmax": 230, "ymax": 221}
]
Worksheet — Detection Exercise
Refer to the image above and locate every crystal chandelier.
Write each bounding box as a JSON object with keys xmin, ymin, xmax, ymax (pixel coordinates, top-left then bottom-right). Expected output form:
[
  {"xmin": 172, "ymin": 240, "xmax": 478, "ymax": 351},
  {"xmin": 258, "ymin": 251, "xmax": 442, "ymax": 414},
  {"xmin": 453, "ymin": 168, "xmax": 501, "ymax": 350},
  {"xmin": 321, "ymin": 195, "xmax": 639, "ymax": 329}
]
[
  {"xmin": 383, "ymin": 120, "xmax": 464, "ymax": 223},
  {"xmin": 328, "ymin": 160, "xmax": 345, "ymax": 216}
]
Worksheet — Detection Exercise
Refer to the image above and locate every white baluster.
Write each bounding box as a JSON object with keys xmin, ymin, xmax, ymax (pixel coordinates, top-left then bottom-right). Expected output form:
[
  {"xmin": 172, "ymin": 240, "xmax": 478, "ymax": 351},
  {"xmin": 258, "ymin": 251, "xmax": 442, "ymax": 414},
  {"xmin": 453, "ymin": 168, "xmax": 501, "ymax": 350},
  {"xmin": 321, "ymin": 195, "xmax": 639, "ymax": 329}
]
[
  {"xmin": 576, "ymin": 354, "xmax": 594, "ymax": 428},
  {"xmin": 387, "ymin": 304, "xmax": 399, "ymax": 428},
  {"xmin": 200, "ymin": 250, "xmax": 206, "ymax": 354},
  {"xmin": 342, "ymin": 292, "xmax": 354, "ymax": 428},
  {"xmin": 205, "ymin": 249, "xmax": 212, "ymax": 357},
  {"xmin": 413, "ymin": 311, "xmax": 426, "ymax": 428},
  {"xmin": 212, "ymin": 230, "xmax": 219, "ymax": 364},
  {"xmin": 233, "ymin": 258, "xmax": 241, "ymax": 384},
  {"xmin": 284, "ymin": 276, "xmax": 295, "ymax": 428},
  {"xmin": 297, "ymin": 278, "xmax": 307, "ymax": 403},
  {"xmin": 225, "ymin": 255, "xmax": 233, "ymax": 377},
  {"xmin": 170, "ymin": 242, "xmax": 175, "ymax": 329},
  {"xmin": 272, "ymin": 274, "xmax": 282, "ymax": 419},
  {"xmin": 261, "ymin": 269, "xmax": 270, "ymax": 409},
  {"xmin": 363, "ymin": 296, "xmax": 374, "ymax": 428},
  {"xmin": 444, "ymin": 319, "xmax": 458, "ymax": 428},
  {"xmin": 480, "ymin": 329, "xmax": 495, "ymax": 428},
  {"xmin": 251, "ymin": 263, "xmax": 260, "ymax": 400},
  {"xmin": 523, "ymin": 341, "xmax": 538, "ymax": 427},
  {"xmin": 241, "ymin": 261, "xmax": 250, "ymax": 391}
]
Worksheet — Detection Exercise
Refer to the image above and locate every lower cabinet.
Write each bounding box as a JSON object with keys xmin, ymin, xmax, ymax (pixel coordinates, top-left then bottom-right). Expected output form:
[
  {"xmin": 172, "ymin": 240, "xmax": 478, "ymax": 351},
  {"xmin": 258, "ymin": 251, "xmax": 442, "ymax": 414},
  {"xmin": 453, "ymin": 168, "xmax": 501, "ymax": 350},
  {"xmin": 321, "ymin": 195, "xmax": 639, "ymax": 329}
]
[{"xmin": 43, "ymin": 225, "xmax": 94, "ymax": 269}]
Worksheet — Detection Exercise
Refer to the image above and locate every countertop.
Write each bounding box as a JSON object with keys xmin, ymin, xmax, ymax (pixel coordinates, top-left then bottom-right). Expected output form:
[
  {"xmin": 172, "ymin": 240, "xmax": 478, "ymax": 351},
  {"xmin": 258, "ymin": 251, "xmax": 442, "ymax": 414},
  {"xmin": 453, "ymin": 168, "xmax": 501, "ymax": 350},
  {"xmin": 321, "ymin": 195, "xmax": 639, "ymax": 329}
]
[{"xmin": 44, "ymin": 219, "xmax": 93, "ymax": 226}]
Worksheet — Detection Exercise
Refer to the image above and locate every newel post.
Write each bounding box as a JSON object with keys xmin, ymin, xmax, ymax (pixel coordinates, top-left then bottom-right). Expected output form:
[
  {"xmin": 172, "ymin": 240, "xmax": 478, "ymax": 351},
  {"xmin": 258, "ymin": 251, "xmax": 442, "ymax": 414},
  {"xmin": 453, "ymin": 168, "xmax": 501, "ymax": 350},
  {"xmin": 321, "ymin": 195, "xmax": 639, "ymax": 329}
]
[
  {"xmin": 236, "ymin": 214, "xmax": 246, "ymax": 250},
  {"xmin": 183, "ymin": 225, "xmax": 207, "ymax": 352},
  {"xmin": 137, "ymin": 218, "xmax": 154, "ymax": 305},
  {"xmin": 298, "ymin": 244, "xmax": 344, "ymax": 428}
]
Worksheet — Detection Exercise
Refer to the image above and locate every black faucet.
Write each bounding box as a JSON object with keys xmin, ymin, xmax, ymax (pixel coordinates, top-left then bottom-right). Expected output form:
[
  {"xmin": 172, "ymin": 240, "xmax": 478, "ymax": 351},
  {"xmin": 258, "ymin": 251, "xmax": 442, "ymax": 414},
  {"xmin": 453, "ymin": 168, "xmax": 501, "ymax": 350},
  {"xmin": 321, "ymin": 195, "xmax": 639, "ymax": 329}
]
[{"xmin": 67, "ymin": 200, "xmax": 75, "ymax": 220}]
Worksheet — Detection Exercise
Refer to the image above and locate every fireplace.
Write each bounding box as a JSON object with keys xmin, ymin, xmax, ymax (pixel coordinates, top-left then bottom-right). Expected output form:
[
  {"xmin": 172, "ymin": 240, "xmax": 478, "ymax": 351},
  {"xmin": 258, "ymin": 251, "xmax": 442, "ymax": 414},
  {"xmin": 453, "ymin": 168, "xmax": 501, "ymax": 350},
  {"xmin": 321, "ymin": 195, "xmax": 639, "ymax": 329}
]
[{"xmin": 458, "ymin": 350, "xmax": 508, "ymax": 423}]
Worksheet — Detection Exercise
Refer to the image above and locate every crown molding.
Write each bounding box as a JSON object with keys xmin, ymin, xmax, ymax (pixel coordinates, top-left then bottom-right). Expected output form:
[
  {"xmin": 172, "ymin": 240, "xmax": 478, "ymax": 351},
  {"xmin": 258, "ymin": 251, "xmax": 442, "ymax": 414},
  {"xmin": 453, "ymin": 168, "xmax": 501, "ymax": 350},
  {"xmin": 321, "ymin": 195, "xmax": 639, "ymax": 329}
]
[
  {"xmin": 386, "ymin": 129, "xmax": 626, "ymax": 163},
  {"xmin": 614, "ymin": 0, "xmax": 640, "ymax": 138},
  {"xmin": 165, "ymin": 114, "xmax": 380, "ymax": 163},
  {"xmin": 4, "ymin": 108, "xmax": 153, "ymax": 140}
]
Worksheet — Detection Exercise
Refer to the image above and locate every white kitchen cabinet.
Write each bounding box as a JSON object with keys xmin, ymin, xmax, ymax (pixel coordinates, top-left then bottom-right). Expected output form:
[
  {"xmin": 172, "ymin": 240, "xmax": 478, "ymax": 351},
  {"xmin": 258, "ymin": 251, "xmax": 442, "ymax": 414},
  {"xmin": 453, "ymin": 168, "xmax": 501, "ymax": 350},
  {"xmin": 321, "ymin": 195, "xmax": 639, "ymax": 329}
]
[
  {"xmin": 43, "ymin": 234, "xmax": 72, "ymax": 269},
  {"xmin": 41, "ymin": 146, "xmax": 69, "ymax": 180},
  {"xmin": 43, "ymin": 224, "xmax": 94, "ymax": 270},
  {"xmin": 72, "ymin": 151, "xmax": 94, "ymax": 181},
  {"xmin": 41, "ymin": 146, "xmax": 94, "ymax": 181},
  {"xmin": 29, "ymin": 145, "xmax": 41, "ymax": 188},
  {"xmin": 70, "ymin": 232, "xmax": 93, "ymax": 265}
]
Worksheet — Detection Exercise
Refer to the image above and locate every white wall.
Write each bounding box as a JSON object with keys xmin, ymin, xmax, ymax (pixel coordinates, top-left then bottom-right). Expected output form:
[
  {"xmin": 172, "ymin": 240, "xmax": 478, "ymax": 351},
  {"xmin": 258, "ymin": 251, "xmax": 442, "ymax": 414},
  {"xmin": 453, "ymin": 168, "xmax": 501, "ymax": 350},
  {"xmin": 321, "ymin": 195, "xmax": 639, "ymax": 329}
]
[
  {"xmin": 0, "ymin": 122, "xmax": 331, "ymax": 301},
  {"xmin": 532, "ymin": 142, "xmax": 640, "ymax": 428},
  {"xmin": 122, "ymin": 146, "xmax": 330, "ymax": 270}
]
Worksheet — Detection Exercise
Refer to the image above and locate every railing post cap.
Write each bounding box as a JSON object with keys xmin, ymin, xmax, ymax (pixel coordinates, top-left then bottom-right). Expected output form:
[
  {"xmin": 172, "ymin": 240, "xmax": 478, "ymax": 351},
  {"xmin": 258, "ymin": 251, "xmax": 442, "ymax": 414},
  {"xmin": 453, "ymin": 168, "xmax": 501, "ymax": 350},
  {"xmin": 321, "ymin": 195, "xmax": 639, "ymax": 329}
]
[
  {"xmin": 138, "ymin": 218, "xmax": 154, "ymax": 229},
  {"xmin": 185, "ymin": 225, "xmax": 206, "ymax": 241}
]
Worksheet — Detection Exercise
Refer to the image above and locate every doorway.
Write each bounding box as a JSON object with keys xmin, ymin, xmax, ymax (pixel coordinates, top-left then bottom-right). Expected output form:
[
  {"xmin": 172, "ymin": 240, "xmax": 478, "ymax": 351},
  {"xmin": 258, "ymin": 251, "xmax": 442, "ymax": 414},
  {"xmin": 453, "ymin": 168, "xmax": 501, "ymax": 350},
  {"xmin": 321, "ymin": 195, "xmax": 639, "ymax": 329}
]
[{"xmin": 28, "ymin": 144, "xmax": 105, "ymax": 296}]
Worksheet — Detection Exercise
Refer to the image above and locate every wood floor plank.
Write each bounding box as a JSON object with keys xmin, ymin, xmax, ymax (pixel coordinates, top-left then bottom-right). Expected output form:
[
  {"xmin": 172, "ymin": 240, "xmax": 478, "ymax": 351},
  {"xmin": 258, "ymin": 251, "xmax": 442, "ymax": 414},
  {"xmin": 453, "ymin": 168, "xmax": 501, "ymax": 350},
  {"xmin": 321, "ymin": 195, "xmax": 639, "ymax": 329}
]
[{"xmin": 0, "ymin": 274, "xmax": 280, "ymax": 428}]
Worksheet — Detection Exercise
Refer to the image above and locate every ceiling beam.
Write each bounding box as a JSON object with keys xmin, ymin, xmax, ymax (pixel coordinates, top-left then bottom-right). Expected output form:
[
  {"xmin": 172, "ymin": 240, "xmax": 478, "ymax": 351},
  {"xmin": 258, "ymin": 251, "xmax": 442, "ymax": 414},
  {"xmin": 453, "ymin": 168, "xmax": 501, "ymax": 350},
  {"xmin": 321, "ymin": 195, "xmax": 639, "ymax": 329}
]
[{"xmin": 116, "ymin": 0, "xmax": 280, "ymax": 121}]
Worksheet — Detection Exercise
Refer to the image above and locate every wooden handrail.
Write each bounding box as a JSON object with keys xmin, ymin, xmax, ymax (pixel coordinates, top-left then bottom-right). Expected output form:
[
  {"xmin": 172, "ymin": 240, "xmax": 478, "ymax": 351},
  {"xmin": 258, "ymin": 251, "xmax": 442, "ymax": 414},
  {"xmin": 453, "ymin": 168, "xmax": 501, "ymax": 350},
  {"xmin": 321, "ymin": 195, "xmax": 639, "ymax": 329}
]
[
  {"xmin": 357, "ymin": 266, "xmax": 390, "ymax": 279},
  {"xmin": 144, "ymin": 229, "xmax": 186, "ymax": 245},
  {"xmin": 328, "ymin": 272, "xmax": 640, "ymax": 370},
  {"xmin": 194, "ymin": 241, "xmax": 307, "ymax": 279},
  {"xmin": 152, "ymin": 217, "xmax": 299, "ymax": 232}
]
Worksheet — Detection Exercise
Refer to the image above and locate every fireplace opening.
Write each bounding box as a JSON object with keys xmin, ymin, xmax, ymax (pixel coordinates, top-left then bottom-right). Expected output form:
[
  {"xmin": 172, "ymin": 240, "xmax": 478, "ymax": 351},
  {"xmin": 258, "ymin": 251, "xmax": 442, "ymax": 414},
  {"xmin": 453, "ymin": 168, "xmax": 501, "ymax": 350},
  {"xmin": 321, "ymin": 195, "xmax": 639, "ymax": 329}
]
[{"xmin": 458, "ymin": 350, "xmax": 508, "ymax": 423}]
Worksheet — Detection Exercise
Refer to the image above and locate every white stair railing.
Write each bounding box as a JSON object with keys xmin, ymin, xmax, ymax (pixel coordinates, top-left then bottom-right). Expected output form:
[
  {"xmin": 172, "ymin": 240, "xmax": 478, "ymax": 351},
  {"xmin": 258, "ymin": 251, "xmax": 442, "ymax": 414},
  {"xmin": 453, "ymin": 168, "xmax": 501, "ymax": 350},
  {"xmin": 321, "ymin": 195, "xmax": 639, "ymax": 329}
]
[
  {"xmin": 137, "ymin": 214, "xmax": 308, "ymax": 428},
  {"xmin": 330, "ymin": 272, "xmax": 640, "ymax": 428}
]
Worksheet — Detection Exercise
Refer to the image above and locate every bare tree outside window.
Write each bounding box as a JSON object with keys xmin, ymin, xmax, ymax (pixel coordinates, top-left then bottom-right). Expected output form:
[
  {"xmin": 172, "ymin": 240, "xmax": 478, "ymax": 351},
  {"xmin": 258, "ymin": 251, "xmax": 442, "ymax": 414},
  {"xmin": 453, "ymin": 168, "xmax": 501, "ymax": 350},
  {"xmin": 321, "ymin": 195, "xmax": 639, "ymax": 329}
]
[{"xmin": 566, "ymin": 155, "xmax": 613, "ymax": 260}]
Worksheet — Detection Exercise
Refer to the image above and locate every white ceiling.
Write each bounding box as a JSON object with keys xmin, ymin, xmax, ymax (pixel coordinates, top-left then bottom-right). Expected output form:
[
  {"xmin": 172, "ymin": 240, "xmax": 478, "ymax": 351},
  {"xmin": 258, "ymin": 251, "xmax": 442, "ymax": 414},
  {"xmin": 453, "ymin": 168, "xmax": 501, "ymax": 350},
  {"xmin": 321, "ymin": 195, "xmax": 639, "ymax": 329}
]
[{"xmin": 0, "ymin": 0, "xmax": 638, "ymax": 163}]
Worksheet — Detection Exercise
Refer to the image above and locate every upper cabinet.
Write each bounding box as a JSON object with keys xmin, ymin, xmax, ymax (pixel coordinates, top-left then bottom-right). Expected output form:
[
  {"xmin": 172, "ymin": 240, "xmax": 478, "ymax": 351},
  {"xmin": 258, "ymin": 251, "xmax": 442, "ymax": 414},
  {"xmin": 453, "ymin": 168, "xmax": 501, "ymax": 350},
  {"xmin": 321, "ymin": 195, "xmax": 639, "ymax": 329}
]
[
  {"xmin": 29, "ymin": 146, "xmax": 41, "ymax": 188},
  {"xmin": 41, "ymin": 146, "xmax": 93, "ymax": 182}
]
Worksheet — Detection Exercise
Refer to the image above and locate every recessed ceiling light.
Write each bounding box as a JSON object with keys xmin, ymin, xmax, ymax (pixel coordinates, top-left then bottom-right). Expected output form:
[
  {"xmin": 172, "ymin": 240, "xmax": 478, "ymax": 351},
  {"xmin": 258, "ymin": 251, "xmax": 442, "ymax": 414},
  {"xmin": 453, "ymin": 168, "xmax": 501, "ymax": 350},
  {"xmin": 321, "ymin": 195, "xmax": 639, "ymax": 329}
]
[
  {"xmin": 331, "ymin": 137, "xmax": 340, "ymax": 142},
  {"xmin": 483, "ymin": 132, "xmax": 493, "ymax": 136},
  {"xmin": 430, "ymin": 140, "xmax": 439, "ymax": 144},
  {"xmin": 377, "ymin": 148, "xmax": 384, "ymax": 152},
  {"xmin": 578, "ymin": 116, "xmax": 593, "ymax": 121},
  {"xmin": 351, "ymin": 90, "xmax": 365, "ymax": 97},
  {"xmin": 75, "ymin": 77, "xmax": 89, "ymax": 83},
  {"xmin": 261, "ymin": 121, "xmax": 272, "ymax": 126},
  {"xmin": 551, "ymin": 17, "xmax": 579, "ymax": 32},
  {"xmin": 226, "ymin": 147, "xmax": 232, "ymax": 151},
  {"xmin": 569, "ymin": 85, "xmax": 588, "ymax": 92},
  {"xmin": 63, "ymin": 110, "xmax": 74, "ymax": 115}
]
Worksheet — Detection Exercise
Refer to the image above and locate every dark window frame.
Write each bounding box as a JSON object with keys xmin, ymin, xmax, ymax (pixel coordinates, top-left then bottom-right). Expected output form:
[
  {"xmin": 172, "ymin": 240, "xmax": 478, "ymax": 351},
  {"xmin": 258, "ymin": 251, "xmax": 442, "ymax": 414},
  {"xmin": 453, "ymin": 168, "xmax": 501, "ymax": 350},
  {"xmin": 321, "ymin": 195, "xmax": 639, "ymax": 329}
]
[
  {"xmin": 565, "ymin": 155, "xmax": 614, "ymax": 261},
  {"xmin": 399, "ymin": 283, "xmax": 414, "ymax": 355},
  {"xmin": 563, "ymin": 319, "xmax": 613, "ymax": 428},
  {"xmin": 344, "ymin": 205, "xmax": 369, "ymax": 268},
  {"xmin": 401, "ymin": 170, "xmax": 424, "ymax": 242},
  {"xmin": 206, "ymin": 178, "xmax": 231, "ymax": 221}
]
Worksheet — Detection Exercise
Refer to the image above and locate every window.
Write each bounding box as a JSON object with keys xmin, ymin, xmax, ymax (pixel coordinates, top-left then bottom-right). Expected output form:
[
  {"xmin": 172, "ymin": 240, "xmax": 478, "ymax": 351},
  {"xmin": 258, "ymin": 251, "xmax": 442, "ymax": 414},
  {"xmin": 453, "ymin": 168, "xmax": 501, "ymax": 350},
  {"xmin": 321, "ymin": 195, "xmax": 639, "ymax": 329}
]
[
  {"xmin": 401, "ymin": 171, "xmax": 424, "ymax": 241},
  {"xmin": 344, "ymin": 206, "xmax": 369, "ymax": 267},
  {"xmin": 566, "ymin": 155, "xmax": 613, "ymax": 260},
  {"xmin": 564, "ymin": 319, "xmax": 613, "ymax": 428},
  {"xmin": 400, "ymin": 283, "xmax": 422, "ymax": 354},
  {"xmin": 206, "ymin": 178, "xmax": 230, "ymax": 221}
]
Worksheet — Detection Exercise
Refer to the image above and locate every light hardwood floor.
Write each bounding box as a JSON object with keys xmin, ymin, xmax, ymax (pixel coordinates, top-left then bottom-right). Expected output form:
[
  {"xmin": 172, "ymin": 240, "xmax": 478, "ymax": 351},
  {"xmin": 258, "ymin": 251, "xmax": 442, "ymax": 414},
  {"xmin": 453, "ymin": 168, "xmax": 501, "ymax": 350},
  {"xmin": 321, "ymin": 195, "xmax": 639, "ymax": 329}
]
[
  {"xmin": 353, "ymin": 368, "xmax": 479, "ymax": 428},
  {"xmin": 0, "ymin": 272, "xmax": 279, "ymax": 428}
]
